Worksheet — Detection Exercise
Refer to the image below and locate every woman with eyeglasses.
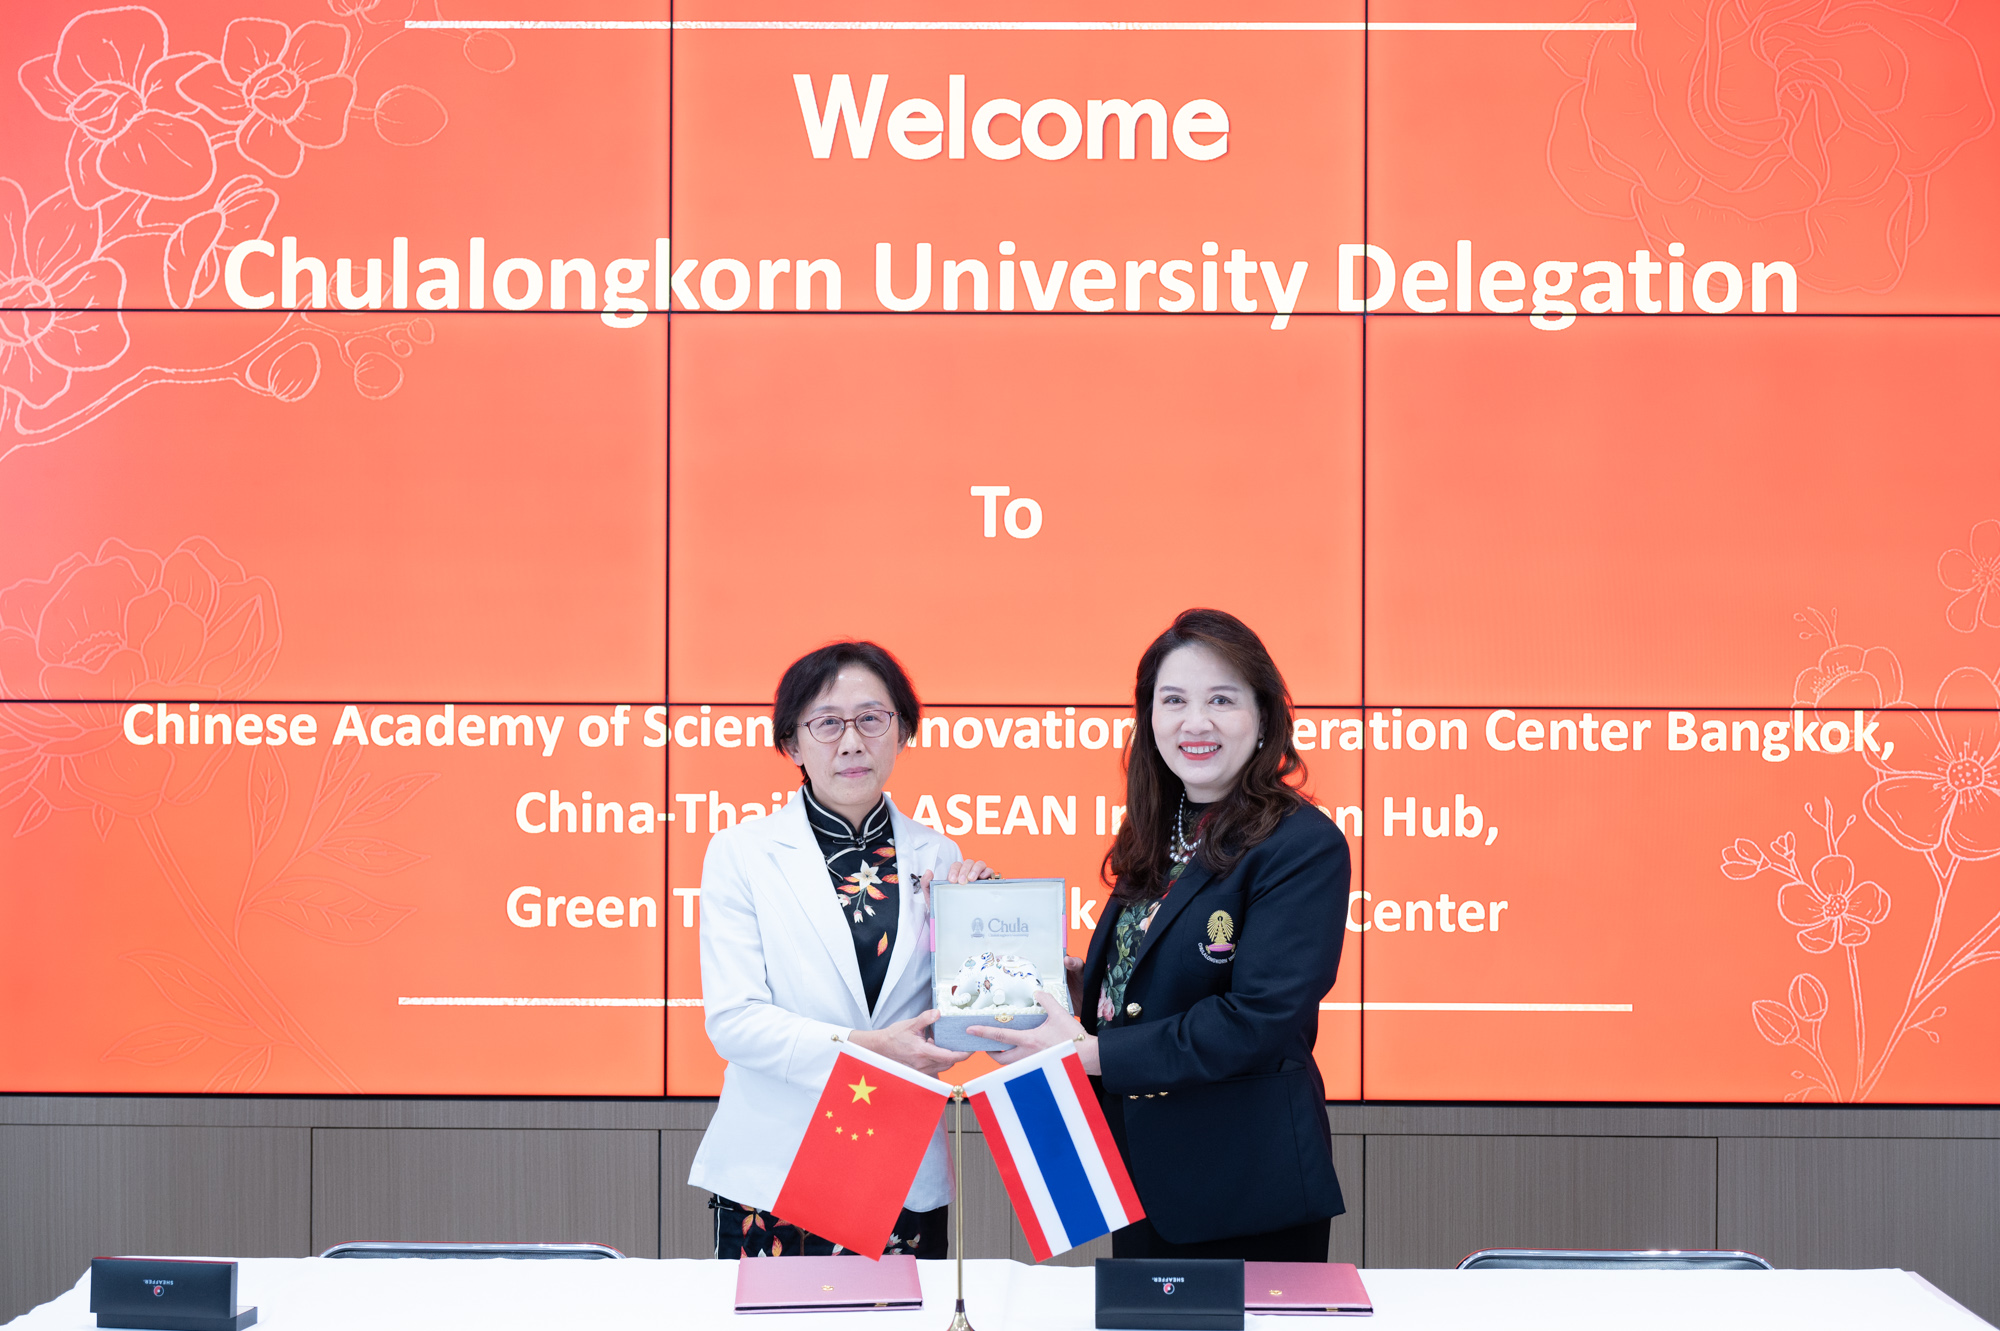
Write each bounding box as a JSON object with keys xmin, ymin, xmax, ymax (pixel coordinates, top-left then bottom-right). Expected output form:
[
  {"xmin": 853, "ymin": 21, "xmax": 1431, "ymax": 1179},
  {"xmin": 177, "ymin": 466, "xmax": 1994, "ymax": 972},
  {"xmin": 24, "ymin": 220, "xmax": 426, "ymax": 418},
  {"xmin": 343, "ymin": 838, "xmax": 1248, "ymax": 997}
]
[
  {"xmin": 690, "ymin": 640, "xmax": 996, "ymax": 1259},
  {"xmin": 972, "ymin": 609, "xmax": 1349, "ymax": 1261}
]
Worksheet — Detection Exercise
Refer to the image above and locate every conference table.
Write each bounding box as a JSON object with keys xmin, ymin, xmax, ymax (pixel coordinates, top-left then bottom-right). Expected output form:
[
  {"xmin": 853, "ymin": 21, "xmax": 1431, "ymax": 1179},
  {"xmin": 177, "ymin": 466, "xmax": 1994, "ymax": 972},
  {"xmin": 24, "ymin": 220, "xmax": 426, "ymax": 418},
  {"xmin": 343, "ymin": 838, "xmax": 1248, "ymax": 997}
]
[{"xmin": 8, "ymin": 1256, "xmax": 1991, "ymax": 1330}]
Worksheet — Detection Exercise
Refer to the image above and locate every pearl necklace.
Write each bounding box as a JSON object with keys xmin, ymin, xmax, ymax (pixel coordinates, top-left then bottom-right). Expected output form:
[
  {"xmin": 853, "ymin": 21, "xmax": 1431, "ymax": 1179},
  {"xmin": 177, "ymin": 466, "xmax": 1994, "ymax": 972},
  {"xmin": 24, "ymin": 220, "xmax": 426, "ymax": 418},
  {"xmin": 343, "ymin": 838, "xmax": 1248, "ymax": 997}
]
[{"xmin": 1170, "ymin": 793, "xmax": 1202, "ymax": 865}]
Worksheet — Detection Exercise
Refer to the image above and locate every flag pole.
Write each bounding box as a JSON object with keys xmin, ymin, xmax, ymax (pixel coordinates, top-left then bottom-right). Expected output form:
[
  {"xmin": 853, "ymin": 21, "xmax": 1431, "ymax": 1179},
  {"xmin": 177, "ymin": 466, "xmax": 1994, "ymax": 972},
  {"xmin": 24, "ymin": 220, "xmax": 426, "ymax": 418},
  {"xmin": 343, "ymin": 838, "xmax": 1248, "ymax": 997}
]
[{"xmin": 947, "ymin": 1085, "xmax": 973, "ymax": 1331}]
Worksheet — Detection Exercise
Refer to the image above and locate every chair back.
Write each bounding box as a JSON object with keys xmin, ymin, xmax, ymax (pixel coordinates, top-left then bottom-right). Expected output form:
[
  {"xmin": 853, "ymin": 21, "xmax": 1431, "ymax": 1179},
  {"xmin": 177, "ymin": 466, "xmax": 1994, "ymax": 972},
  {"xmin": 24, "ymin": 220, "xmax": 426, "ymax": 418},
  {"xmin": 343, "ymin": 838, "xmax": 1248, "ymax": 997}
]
[
  {"xmin": 1458, "ymin": 1248, "xmax": 1773, "ymax": 1271},
  {"xmin": 319, "ymin": 1242, "xmax": 625, "ymax": 1260}
]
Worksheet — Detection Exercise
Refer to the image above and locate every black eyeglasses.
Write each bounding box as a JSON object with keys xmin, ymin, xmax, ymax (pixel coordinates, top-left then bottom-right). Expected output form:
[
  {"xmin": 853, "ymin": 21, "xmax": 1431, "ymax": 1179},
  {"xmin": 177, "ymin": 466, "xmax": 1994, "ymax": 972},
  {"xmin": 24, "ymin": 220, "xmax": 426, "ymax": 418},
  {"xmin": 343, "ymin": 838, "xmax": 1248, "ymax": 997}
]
[{"xmin": 800, "ymin": 710, "xmax": 897, "ymax": 743}]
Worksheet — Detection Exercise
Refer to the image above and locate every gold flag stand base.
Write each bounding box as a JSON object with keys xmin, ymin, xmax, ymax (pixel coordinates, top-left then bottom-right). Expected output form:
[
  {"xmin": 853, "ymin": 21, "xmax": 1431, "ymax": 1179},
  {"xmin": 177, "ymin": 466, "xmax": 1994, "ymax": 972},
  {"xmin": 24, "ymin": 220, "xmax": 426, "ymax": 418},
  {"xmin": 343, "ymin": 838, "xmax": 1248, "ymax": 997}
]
[{"xmin": 945, "ymin": 1086, "xmax": 974, "ymax": 1331}]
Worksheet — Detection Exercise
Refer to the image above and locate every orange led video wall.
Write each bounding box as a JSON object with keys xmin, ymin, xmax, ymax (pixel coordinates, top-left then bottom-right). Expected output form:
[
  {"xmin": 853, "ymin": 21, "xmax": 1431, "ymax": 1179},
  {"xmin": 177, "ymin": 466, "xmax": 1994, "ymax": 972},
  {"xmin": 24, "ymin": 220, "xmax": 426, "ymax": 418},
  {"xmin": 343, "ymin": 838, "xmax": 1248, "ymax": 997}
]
[{"xmin": 4, "ymin": 0, "xmax": 1998, "ymax": 1103}]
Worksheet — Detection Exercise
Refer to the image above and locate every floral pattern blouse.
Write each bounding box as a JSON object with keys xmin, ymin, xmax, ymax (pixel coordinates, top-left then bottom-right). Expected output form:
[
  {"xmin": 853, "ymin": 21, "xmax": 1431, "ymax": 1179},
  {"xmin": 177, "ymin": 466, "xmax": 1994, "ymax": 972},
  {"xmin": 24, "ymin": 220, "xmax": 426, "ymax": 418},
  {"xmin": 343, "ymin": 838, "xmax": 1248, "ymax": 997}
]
[
  {"xmin": 711, "ymin": 1195, "xmax": 937, "ymax": 1258},
  {"xmin": 1098, "ymin": 801, "xmax": 1209, "ymax": 1021},
  {"xmin": 1098, "ymin": 860, "xmax": 1191, "ymax": 1021},
  {"xmin": 801, "ymin": 783, "xmax": 900, "ymax": 1012}
]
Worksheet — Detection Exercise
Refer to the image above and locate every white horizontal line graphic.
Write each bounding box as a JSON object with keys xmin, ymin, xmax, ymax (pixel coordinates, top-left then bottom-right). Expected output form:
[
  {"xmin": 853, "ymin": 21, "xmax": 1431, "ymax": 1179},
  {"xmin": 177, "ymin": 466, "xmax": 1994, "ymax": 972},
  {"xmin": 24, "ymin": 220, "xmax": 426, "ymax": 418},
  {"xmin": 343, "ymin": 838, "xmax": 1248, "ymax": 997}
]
[
  {"xmin": 406, "ymin": 20, "xmax": 1637, "ymax": 32},
  {"xmin": 636, "ymin": 998, "xmax": 1630, "ymax": 1012},
  {"xmin": 407, "ymin": 18, "xmax": 668, "ymax": 26},
  {"xmin": 398, "ymin": 996, "xmax": 667, "ymax": 1007},
  {"xmin": 1320, "ymin": 1001, "xmax": 1633, "ymax": 1012}
]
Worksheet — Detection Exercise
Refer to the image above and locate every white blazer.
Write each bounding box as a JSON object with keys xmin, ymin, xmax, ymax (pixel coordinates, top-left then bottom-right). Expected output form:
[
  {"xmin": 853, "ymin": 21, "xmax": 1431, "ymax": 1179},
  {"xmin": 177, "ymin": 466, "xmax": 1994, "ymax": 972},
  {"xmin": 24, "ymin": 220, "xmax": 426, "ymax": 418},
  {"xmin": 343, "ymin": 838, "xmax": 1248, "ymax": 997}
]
[{"xmin": 688, "ymin": 793, "xmax": 963, "ymax": 1213}]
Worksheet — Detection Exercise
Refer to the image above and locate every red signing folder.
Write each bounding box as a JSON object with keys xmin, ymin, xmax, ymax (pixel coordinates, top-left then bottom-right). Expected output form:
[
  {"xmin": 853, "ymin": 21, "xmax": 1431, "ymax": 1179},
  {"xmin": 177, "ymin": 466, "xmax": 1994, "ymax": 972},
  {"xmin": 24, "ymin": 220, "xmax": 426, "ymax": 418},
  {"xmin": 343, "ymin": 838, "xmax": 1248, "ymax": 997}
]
[
  {"xmin": 734, "ymin": 1254, "xmax": 925, "ymax": 1313},
  {"xmin": 1244, "ymin": 1262, "xmax": 1374, "ymax": 1316}
]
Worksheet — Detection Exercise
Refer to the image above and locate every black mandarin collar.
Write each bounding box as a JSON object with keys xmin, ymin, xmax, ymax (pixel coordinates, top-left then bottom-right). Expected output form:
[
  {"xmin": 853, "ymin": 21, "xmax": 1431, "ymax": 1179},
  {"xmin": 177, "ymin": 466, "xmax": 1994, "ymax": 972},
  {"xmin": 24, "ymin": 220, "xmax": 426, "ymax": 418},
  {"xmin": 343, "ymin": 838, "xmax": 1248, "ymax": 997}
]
[{"xmin": 801, "ymin": 783, "xmax": 891, "ymax": 847}]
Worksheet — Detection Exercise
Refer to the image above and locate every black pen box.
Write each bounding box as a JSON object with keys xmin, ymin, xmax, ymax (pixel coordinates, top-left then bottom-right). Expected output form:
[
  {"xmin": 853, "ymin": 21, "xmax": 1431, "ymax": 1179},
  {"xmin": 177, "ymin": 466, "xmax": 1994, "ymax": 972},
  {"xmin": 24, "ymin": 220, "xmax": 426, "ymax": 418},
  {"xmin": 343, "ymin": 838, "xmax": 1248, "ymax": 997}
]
[
  {"xmin": 90, "ymin": 1258, "xmax": 258, "ymax": 1331},
  {"xmin": 1095, "ymin": 1258, "xmax": 1245, "ymax": 1330}
]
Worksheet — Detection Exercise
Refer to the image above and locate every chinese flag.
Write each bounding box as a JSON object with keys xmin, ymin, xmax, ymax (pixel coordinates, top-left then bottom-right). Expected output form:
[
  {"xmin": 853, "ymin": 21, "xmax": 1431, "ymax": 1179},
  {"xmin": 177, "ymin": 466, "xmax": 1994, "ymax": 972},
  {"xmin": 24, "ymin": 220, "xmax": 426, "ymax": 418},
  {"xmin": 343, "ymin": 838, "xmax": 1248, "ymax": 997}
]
[{"xmin": 772, "ymin": 1042, "xmax": 952, "ymax": 1259}]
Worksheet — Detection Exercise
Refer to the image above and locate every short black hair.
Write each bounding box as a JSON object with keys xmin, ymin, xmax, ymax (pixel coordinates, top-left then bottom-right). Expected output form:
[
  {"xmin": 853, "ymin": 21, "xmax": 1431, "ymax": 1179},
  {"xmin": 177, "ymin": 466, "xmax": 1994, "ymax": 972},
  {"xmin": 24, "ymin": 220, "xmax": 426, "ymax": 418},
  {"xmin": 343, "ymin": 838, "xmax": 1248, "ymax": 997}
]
[{"xmin": 772, "ymin": 641, "xmax": 922, "ymax": 763}]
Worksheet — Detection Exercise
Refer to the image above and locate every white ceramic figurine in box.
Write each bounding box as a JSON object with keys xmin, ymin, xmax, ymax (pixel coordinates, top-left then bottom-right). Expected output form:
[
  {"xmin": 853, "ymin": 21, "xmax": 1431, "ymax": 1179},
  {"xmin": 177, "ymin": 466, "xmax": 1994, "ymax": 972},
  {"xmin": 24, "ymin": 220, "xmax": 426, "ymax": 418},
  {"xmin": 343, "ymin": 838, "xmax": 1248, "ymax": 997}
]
[
  {"xmin": 930, "ymin": 877, "xmax": 1066, "ymax": 1051},
  {"xmin": 944, "ymin": 951, "xmax": 1043, "ymax": 1013}
]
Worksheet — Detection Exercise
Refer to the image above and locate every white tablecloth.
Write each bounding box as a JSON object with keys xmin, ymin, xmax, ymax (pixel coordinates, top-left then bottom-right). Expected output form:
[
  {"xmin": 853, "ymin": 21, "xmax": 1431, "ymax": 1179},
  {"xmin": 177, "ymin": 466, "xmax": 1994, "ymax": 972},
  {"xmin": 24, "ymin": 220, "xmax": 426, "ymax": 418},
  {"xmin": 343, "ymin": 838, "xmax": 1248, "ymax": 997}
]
[{"xmin": 8, "ymin": 1257, "xmax": 1990, "ymax": 1331}]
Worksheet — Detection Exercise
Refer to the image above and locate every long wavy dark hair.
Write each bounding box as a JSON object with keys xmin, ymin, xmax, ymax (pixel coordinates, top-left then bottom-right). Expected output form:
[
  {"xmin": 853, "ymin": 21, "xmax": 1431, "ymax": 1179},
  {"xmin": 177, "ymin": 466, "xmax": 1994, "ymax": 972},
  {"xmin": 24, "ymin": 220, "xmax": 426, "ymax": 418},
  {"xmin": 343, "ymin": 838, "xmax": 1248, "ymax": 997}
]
[{"xmin": 1104, "ymin": 609, "xmax": 1308, "ymax": 902}]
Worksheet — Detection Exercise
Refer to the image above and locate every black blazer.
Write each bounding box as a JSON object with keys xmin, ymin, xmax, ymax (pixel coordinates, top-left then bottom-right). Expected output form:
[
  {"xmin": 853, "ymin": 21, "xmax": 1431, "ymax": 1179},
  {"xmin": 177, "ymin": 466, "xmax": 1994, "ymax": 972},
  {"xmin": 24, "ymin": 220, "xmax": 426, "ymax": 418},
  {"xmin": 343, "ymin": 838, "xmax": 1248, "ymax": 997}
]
[{"xmin": 1081, "ymin": 802, "xmax": 1349, "ymax": 1245}]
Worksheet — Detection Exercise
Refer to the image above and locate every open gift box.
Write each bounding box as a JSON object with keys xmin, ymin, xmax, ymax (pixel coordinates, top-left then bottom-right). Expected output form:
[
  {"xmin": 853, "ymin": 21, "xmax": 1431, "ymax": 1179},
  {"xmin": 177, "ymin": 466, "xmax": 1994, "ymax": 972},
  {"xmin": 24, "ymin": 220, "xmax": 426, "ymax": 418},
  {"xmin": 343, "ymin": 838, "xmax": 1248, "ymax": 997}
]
[{"xmin": 930, "ymin": 877, "xmax": 1072, "ymax": 1053}]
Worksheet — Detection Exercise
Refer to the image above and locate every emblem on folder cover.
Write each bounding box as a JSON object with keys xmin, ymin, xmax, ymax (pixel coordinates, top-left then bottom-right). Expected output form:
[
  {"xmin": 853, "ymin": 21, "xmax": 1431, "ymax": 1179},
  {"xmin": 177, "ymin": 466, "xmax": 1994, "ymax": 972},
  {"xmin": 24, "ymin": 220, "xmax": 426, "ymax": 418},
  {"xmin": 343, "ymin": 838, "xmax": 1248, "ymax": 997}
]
[{"xmin": 1198, "ymin": 910, "xmax": 1236, "ymax": 964}]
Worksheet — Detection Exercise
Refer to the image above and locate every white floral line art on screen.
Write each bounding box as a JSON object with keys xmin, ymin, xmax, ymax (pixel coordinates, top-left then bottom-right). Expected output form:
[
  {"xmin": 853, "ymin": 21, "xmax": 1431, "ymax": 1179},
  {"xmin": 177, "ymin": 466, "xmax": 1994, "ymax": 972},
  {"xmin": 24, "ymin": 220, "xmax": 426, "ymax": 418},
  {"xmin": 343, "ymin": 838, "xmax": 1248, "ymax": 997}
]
[
  {"xmin": 1940, "ymin": 520, "xmax": 2000, "ymax": 634},
  {"xmin": 0, "ymin": 537, "xmax": 429, "ymax": 1092},
  {"xmin": 3, "ymin": 3, "xmax": 513, "ymax": 462},
  {"xmin": 1728, "ymin": 544, "xmax": 2000, "ymax": 1101},
  {"xmin": 1545, "ymin": 1, "xmax": 1995, "ymax": 294}
]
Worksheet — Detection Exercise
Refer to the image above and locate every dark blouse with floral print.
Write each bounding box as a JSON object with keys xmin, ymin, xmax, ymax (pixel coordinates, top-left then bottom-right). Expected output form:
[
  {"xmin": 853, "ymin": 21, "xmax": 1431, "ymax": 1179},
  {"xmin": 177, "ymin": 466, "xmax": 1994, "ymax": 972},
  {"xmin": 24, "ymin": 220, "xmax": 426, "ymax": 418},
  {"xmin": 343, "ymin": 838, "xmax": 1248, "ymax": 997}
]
[
  {"xmin": 1099, "ymin": 800, "xmax": 1210, "ymax": 1021},
  {"xmin": 801, "ymin": 783, "xmax": 900, "ymax": 1013}
]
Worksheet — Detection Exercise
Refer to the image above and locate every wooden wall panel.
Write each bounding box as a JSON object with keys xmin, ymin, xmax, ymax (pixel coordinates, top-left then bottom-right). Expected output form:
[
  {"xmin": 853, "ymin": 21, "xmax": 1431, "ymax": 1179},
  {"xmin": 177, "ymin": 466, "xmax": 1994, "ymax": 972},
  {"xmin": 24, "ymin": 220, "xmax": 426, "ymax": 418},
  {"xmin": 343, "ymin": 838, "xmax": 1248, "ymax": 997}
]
[
  {"xmin": 1038, "ymin": 1231, "xmax": 1113, "ymax": 1268},
  {"xmin": 1719, "ymin": 1137, "xmax": 2000, "ymax": 1324},
  {"xmin": 1010, "ymin": 1133, "xmax": 1362, "ymax": 1266},
  {"xmin": 0, "ymin": 1125, "xmax": 309, "ymax": 1323},
  {"xmin": 309, "ymin": 1129, "xmax": 659, "ymax": 1259},
  {"xmin": 5, "ymin": 1097, "xmax": 1996, "ymax": 1140},
  {"xmin": 1364, "ymin": 1135, "xmax": 1717, "ymax": 1268},
  {"xmin": 662, "ymin": 1128, "xmax": 713, "ymax": 1259},
  {"xmin": 950, "ymin": 1117, "xmax": 1017, "ymax": 1261},
  {"xmin": 1328, "ymin": 1133, "xmax": 1364, "ymax": 1265},
  {"xmin": 9, "ymin": 1097, "xmax": 2000, "ymax": 1324}
]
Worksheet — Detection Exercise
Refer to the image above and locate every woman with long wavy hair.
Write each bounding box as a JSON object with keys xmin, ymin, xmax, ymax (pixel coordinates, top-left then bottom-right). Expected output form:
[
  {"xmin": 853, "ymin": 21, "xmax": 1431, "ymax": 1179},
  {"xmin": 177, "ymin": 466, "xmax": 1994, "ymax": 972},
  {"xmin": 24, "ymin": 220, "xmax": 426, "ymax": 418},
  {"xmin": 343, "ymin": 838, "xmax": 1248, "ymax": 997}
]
[{"xmin": 972, "ymin": 608, "xmax": 1350, "ymax": 1260}]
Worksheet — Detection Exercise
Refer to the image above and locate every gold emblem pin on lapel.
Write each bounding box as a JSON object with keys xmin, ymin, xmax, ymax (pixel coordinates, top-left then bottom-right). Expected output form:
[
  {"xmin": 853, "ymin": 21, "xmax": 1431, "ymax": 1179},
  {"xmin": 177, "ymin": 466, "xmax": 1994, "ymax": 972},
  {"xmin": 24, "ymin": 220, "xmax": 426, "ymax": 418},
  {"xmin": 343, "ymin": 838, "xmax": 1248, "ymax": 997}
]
[{"xmin": 1199, "ymin": 910, "xmax": 1237, "ymax": 963}]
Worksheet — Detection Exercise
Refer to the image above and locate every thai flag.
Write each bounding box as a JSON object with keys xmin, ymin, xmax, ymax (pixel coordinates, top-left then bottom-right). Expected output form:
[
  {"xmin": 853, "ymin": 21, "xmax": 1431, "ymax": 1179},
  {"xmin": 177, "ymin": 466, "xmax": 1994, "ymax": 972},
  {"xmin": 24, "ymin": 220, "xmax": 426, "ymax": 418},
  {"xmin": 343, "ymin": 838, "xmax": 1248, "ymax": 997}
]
[{"xmin": 963, "ymin": 1044, "xmax": 1144, "ymax": 1261}]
